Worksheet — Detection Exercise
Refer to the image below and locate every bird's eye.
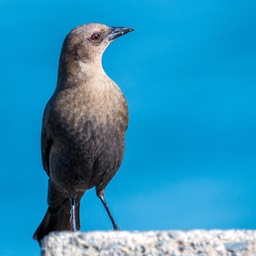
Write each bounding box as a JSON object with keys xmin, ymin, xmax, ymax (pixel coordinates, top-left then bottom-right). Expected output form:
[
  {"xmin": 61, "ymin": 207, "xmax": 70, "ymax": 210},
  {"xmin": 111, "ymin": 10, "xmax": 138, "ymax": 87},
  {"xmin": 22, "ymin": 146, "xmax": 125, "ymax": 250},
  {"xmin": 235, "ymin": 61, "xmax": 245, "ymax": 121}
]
[{"xmin": 90, "ymin": 32, "xmax": 101, "ymax": 42}]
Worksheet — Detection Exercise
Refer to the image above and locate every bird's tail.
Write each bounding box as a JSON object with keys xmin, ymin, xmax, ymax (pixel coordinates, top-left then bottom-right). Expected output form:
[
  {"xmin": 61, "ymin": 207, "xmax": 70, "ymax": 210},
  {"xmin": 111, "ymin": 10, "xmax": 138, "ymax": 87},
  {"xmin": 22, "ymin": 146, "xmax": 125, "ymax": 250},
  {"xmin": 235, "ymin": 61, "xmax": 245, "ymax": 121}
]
[{"xmin": 33, "ymin": 198, "xmax": 81, "ymax": 242}]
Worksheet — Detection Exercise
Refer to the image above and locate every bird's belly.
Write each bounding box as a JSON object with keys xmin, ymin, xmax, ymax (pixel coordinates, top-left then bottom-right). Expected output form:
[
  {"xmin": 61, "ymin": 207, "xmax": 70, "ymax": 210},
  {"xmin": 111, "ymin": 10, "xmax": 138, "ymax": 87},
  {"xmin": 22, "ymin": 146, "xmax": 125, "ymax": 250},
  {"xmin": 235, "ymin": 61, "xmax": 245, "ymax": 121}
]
[{"xmin": 49, "ymin": 122, "xmax": 125, "ymax": 192}]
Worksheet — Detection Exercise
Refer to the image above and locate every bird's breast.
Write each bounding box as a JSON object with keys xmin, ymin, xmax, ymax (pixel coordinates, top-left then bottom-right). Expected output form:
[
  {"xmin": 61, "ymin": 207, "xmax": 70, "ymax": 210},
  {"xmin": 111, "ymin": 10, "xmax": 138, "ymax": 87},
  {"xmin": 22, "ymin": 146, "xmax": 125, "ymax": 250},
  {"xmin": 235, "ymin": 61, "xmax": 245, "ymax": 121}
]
[{"xmin": 47, "ymin": 79, "xmax": 128, "ymax": 148}]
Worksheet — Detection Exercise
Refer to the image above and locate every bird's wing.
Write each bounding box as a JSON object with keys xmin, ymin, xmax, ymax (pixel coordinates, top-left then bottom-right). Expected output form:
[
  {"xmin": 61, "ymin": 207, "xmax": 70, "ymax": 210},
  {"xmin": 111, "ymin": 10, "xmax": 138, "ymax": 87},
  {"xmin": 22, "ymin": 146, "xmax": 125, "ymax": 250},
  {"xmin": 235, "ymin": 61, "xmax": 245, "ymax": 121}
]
[{"xmin": 41, "ymin": 124, "xmax": 52, "ymax": 176}]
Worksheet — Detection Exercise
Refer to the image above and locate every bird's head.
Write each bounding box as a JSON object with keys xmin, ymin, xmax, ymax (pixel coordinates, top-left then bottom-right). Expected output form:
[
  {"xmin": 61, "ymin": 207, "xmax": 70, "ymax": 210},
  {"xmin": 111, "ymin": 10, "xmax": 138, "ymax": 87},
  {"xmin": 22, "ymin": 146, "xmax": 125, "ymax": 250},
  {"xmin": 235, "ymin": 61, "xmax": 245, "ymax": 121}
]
[{"xmin": 59, "ymin": 23, "xmax": 134, "ymax": 70}]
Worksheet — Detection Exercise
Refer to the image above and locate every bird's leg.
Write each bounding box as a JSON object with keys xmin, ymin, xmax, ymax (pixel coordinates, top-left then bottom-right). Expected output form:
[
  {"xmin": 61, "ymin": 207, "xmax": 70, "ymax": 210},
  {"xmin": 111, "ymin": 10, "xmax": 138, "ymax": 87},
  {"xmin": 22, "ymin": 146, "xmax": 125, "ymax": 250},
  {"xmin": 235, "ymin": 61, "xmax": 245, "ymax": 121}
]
[
  {"xmin": 97, "ymin": 189, "xmax": 120, "ymax": 231},
  {"xmin": 69, "ymin": 197, "xmax": 77, "ymax": 231}
]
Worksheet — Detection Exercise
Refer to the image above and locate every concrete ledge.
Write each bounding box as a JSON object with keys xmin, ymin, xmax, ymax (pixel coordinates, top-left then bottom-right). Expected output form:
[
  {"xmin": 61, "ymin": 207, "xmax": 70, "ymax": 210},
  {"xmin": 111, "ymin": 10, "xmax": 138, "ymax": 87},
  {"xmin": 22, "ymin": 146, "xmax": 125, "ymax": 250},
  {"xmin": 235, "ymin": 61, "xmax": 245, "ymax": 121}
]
[{"xmin": 41, "ymin": 230, "xmax": 256, "ymax": 256}]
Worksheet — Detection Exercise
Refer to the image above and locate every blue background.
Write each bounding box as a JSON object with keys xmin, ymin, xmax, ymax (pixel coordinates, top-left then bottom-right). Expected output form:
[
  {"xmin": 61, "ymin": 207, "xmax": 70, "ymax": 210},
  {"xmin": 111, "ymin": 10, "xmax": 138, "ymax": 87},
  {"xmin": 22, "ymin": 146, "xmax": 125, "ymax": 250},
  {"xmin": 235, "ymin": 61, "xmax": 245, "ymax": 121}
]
[{"xmin": 1, "ymin": 0, "xmax": 256, "ymax": 255}]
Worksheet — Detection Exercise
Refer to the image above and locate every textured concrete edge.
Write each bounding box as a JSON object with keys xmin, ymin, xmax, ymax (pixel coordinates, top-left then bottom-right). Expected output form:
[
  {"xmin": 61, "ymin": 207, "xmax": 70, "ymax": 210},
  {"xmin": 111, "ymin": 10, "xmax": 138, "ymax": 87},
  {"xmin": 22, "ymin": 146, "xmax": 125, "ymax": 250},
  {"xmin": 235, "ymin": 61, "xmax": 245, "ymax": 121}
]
[{"xmin": 41, "ymin": 230, "xmax": 256, "ymax": 256}]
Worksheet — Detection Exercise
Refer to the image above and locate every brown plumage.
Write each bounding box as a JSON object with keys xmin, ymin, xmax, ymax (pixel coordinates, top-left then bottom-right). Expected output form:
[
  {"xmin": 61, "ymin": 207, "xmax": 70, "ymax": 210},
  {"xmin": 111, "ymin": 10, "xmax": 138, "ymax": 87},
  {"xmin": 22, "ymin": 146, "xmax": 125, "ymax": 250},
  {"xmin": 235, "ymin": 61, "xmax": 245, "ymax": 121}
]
[{"xmin": 33, "ymin": 23, "xmax": 134, "ymax": 242}]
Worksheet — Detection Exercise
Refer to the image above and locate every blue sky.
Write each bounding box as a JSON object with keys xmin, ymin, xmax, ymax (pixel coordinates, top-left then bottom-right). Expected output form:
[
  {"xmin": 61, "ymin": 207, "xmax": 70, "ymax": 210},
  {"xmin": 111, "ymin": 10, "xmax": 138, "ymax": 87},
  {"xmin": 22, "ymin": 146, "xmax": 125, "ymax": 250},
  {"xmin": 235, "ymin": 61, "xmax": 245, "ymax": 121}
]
[{"xmin": 1, "ymin": 0, "xmax": 256, "ymax": 255}]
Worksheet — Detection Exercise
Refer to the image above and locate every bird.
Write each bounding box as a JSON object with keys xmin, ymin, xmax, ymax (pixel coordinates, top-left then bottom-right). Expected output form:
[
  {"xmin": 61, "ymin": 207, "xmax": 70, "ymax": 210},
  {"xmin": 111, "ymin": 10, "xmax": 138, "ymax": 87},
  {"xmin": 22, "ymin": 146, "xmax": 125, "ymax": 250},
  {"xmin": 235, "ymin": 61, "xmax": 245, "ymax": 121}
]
[{"xmin": 33, "ymin": 23, "xmax": 134, "ymax": 242}]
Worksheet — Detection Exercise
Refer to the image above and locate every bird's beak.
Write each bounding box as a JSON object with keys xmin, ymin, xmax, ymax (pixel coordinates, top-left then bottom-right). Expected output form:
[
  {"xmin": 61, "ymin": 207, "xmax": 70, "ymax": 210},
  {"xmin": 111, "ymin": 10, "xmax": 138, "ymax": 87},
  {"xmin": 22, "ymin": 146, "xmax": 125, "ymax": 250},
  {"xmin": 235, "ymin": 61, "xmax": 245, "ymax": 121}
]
[{"xmin": 107, "ymin": 27, "xmax": 134, "ymax": 41}]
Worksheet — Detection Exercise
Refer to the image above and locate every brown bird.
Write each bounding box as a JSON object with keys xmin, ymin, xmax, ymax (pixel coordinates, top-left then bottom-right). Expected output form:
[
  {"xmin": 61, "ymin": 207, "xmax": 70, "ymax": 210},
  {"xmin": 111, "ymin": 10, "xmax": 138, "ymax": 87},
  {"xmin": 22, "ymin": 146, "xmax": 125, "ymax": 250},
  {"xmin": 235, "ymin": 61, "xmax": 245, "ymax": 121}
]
[{"xmin": 33, "ymin": 23, "xmax": 134, "ymax": 242}]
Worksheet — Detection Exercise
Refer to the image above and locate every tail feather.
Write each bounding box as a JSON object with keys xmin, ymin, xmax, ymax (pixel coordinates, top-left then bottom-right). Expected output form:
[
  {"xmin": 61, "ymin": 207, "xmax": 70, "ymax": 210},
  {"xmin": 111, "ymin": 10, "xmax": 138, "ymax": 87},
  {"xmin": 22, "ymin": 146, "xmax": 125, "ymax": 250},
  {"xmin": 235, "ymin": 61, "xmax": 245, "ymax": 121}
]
[{"xmin": 33, "ymin": 199, "xmax": 81, "ymax": 242}]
